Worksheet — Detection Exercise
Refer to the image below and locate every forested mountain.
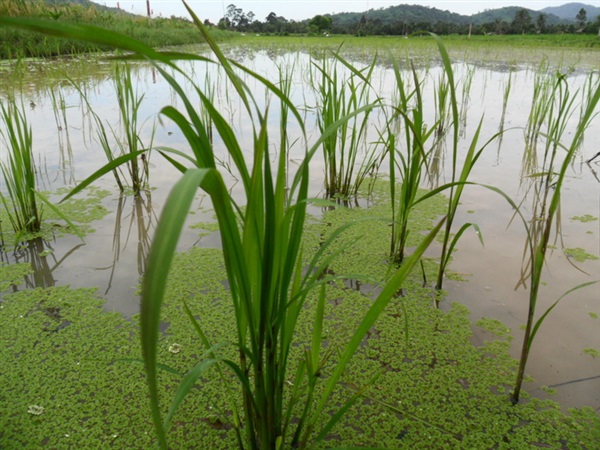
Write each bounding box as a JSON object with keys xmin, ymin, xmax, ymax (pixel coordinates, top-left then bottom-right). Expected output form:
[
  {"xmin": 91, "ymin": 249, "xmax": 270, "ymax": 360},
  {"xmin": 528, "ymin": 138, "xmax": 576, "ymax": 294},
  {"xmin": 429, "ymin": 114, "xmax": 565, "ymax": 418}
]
[
  {"xmin": 541, "ymin": 3, "xmax": 600, "ymax": 20},
  {"xmin": 469, "ymin": 7, "xmax": 561, "ymax": 25},
  {"xmin": 325, "ymin": 2, "xmax": 599, "ymax": 35},
  {"xmin": 332, "ymin": 4, "xmax": 469, "ymax": 28}
]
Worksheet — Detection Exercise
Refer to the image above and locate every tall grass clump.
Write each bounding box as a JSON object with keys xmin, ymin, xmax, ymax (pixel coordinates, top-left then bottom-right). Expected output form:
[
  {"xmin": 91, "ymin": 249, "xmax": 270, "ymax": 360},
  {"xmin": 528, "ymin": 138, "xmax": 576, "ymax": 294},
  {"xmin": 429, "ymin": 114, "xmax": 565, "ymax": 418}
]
[
  {"xmin": 0, "ymin": 99, "xmax": 41, "ymax": 234},
  {"xmin": 0, "ymin": 7, "xmax": 445, "ymax": 448},
  {"xmin": 511, "ymin": 74, "xmax": 600, "ymax": 404},
  {"xmin": 311, "ymin": 52, "xmax": 382, "ymax": 199}
]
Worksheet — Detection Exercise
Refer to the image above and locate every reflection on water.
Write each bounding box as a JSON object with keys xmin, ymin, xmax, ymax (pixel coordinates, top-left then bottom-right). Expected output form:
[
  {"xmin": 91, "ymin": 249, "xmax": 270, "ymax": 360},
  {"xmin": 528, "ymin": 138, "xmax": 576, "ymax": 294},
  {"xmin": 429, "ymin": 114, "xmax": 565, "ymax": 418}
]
[
  {"xmin": 0, "ymin": 46, "xmax": 598, "ymax": 411},
  {"xmin": 99, "ymin": 191, "xmax": 155, "ymax": 296},
  {"xmin": 2, "ymin": 237, "xmax": 85, "ymax": 290}
]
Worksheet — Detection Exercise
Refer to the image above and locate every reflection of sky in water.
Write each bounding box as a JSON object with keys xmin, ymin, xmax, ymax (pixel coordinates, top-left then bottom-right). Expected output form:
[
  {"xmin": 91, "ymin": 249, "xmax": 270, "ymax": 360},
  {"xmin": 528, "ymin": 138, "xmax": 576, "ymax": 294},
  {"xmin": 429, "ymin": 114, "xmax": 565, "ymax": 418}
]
[{"xmin": 0, "ymin": 47, "xmax": 598, "ymax": 410}]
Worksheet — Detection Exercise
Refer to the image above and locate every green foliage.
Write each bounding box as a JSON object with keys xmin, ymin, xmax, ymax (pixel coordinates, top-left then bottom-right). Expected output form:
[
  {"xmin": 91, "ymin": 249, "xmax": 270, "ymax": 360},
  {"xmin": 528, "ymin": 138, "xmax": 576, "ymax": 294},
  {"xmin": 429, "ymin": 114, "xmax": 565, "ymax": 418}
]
[
  {"xmin": 564, "ymin": 247, "xmax": 599, "ymax": 263},
  {"xmin": 309, "ymin": 15, "xmax": 332, "ymax": 33},
  {"xmin": 0, "ymin": 0, "xmax": 232, "ymax": 59},
  {"xmin": 0, "ymin": 262, "xmax": 33, "ymax": 290},
  {"xmin": 2, "ymin": 8, "xmax": 443, "ymax": 449},
  {"xmin": 386, "ymin": 60, "xmax": 439, "ymax": 265},
  {"xmin": 0, "ymin": 99, "xmax": 41, "ymax": 234},
  {"xmin": 571, "ymin": 214, "xmax": 598, "ymax": 223},
  {"xmin": 311, "ymin": 51, "xmax": 381, "ymax": 199},
  {"xmin": 2, "ymin": 185, "xmax": 599, "ymax": 447},
  {"xmin": 511, "ymin": 72, "xmax": 600, "ymax": 404}
]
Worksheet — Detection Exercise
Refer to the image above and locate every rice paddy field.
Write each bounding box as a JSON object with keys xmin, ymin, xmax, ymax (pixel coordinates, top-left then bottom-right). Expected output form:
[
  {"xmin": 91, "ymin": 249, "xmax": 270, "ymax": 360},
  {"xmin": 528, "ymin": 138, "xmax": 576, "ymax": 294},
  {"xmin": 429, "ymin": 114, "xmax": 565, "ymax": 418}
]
[{"xmin": 1, "ymin": 31, "xmax": 599, "ymax": 448}]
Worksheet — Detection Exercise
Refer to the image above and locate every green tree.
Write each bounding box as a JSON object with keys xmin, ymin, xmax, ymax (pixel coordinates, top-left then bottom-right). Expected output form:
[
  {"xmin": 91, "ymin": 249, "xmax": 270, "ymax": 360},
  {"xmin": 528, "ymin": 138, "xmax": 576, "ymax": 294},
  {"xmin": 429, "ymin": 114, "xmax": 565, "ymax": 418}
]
[
  {"xmin": 576, "ymin": 8, "xmax": 587, "ymax": 29},
  {"xmin": 536, "ymin": 13, "xmax": 547, "ymax": 33},
  {"xmin": 308, "ymin": 14, "xmax": 332, "ymax": 33},
  {"xmin": 512, "ymin": 8, "xmax": 533, "ymax": 34}
]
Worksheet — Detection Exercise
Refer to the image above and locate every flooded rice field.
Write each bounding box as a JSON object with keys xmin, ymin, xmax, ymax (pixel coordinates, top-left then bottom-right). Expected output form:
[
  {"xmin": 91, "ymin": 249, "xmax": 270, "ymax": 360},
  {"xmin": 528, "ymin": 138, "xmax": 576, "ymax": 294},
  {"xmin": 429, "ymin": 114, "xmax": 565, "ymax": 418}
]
[{"xmin": 1, "ymin": 43, "xmax": 599, "ymax": 414}]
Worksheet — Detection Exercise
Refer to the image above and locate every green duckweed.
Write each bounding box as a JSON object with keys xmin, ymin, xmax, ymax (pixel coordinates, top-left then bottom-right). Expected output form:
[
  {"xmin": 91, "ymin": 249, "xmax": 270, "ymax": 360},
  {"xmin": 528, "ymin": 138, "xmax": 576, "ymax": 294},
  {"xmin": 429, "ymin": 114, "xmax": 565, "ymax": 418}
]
[{"xmin": 1, "ymin": 178, "xmax": 598, "ymax": 448}]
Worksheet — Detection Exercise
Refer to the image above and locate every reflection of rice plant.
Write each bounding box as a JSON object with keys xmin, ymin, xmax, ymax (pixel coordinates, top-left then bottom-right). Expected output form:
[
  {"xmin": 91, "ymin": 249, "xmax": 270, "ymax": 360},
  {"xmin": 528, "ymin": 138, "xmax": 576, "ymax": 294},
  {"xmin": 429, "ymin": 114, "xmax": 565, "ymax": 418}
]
[
  {"xmin": 311, "ymin": 52, "xmax": 381, "ymax": 199},
  {"xmin": 511, "ymin": 74, "xmax": 600, "ymax": 404},
  {"xmin": 48, "ymin": 86, "xmax": 74, "ymax": 185},
  {"xmin": 104, "ymin": 192, "xmax": 155, "ymax": 295},
  {"xmin": 459, "ymin": 64, "xmax": 475, "ymax": 134},
  {"xmin": 0, "ymin": 99, "xmax": 41, "ymax": 233}
]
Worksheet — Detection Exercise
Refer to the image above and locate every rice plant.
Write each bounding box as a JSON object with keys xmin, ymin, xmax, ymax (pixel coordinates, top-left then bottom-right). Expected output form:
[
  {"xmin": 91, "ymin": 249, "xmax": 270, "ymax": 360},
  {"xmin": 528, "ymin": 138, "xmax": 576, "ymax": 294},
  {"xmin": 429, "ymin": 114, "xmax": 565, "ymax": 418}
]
[
  {"xmin": 426, "ymin": 35, "xmax": 498, "ymax": 292},
  {"xmin": 383, "ymin": 34, "xmax": 496, "ymax": 290},
  {"xmin": 1, "ymin": 9, "xmax": 445, "ymax": 449},
  {"xmin": 433, "ymin": 71, "xmax": 450, "ymax": 138},
  {"xmin": 498, "ymin": 69, "xmax": 513, "ymax": 133},
  {"xmin": 311, "ymin": 52, "xmax": 382, "ymax": 199},
  {"xmin": 113, "ymin": 64, "xmax": 153, "ymax": 195},
  {"xmin": 0, "ymin": 98, "xmax": 41, "ymax": 234},
  {"xmin": 73, "ymin": 64, "xmax": 155, "ymax": 194},
  {"xmin": 510, "ymin": 73, "xmax": 600, "ymax": 404},
  {"xmin": 522, "ymin": 65, "xmax": 553, "ymax": 176},
  {"xmin": 386, "ymin": 61, "xmax": 438, "ymax": 265}
]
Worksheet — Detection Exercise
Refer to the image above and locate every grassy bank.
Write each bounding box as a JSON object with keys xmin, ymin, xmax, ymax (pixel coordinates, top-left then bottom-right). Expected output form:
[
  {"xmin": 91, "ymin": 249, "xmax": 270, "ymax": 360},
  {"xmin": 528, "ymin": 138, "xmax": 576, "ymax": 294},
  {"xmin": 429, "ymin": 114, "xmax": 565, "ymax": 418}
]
[{"xmin": 0, "ymin": 0, "xmax": 235, "ymax": 59}]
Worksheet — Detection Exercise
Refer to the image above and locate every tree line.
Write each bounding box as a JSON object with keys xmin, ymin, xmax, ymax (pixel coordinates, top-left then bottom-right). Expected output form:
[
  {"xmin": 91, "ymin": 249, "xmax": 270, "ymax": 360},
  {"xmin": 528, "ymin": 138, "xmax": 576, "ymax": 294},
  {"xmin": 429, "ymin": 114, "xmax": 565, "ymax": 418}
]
[{"xmin": 211, "ymin": 4, "xmax": 599, "ymax": 36}]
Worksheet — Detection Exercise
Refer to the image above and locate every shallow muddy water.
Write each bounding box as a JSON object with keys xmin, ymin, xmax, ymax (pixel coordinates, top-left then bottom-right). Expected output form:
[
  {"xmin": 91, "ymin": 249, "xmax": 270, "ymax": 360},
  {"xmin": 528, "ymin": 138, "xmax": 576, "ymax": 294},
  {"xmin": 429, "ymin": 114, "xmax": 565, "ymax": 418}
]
[{"xmin": 1, "ymin": 44, "xmax": 598, "ymax": 413}]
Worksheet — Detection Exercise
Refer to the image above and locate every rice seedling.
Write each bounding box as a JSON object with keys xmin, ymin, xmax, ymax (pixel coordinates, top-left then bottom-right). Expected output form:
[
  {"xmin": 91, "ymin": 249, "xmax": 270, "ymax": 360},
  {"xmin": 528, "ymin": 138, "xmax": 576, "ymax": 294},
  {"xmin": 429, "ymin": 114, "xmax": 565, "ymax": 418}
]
[
  {"xmin": 386, "ymin": 60, "xmax": 438, "ymax": 265},
  {"xmin": 433, "ymin": 71, "xmax": 451, "ymax": 138},
  {"xmin": 0, "ymin": 9, "xmax": 445, "ymax": 449},
  {"xmin": 498, "ymin": 69, "xmax": 513, "ymax": 134},
  {"xmin": 113, "ymin": 64, "xmax": 154, "ymax": 195},
  {"xmin": 522, "ymin": 64, "xmax": 553, "ymax": 177},
  {"xmin": 425, "ymin": 34, "xmax": 498, "ymax": 292},
  {"xmin": 379, "ymin": 34, "xmax": 496, "ymax": 290},
  {"xmin": 310, "ymin": 51, "xmax": 382, "ymax": 199},
  {"xmin": 510, "ymin": 73, "xmax": 600, "ymax": 404},
  {"xmin": 0, "ymin": 98, "xmax": 41, "ymax": 234},
  {"xmin": 72, "ymin": 64, "xmax": 155, "ymax": 194}
]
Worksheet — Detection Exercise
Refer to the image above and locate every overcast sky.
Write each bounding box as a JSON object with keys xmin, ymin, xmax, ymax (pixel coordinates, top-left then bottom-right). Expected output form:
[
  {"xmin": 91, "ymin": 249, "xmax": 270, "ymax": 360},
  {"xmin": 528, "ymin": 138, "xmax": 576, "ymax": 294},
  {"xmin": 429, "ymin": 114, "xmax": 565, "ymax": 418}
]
[{"xmin": 92, "ymin": 1, "xmax": 599, "ymax": 23}]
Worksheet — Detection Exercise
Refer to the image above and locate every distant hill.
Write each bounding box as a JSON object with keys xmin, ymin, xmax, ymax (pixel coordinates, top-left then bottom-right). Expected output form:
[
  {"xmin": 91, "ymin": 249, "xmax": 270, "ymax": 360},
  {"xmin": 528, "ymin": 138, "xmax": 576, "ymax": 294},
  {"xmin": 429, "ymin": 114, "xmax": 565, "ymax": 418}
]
[
  {"xmin": 332, "ymin": 4, "xmax": 469, "ymax": 27},
  {"xmin": 468, "ymin": 7, "xmax": 562, "ymax": 25},
  {"xmin": 540, "ymin": 3, "xmax": 600, "ymax": 21},
  {"xmin": 327, "ymin": 2, "xmax": 599, "ymax": 29}
]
